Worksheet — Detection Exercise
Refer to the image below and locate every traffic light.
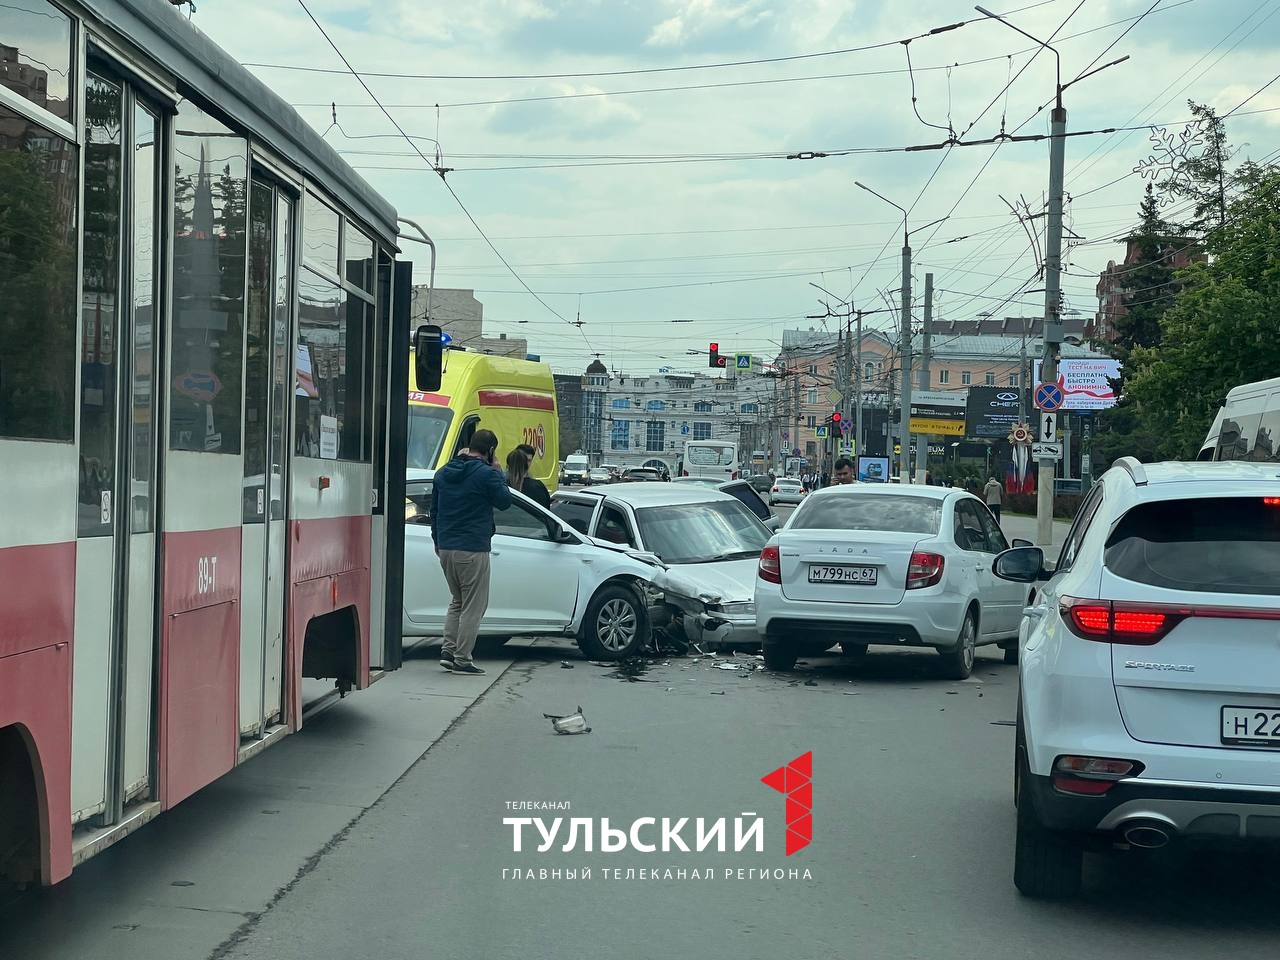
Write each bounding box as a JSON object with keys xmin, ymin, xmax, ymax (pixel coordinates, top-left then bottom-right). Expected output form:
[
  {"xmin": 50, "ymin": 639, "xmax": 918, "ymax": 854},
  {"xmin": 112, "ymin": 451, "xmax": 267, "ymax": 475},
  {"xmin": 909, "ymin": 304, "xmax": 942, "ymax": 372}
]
[
  {"xmin": 831, "ymin": 411, "xmax": 842, "ymax": 424},
  {"xmin": 709, "ymin": 342, "xmax": 726, "ymax": 368}
]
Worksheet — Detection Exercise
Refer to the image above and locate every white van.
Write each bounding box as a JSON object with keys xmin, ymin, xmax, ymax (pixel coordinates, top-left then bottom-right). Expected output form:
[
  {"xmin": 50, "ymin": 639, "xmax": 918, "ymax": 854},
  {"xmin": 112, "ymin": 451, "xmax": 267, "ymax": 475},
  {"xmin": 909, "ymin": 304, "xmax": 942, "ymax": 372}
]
[
  {"xmin": 1198, "ymin": 377, "xmax": 1280, "ymax": 461},
  {"xmin": 562, "ymin": 453, "xmax": 591, "ymax": 484}
]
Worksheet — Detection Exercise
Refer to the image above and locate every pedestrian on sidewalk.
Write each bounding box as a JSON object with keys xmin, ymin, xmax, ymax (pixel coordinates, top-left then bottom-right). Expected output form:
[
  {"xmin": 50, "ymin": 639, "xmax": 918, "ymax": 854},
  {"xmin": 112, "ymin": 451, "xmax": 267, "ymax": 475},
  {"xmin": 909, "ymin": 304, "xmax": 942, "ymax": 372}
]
[
  {"xmin": 431, "ymin": 428, "xmax": 511, "ymax": 675},
  {"xmin": 983, "ymin": 475, "xmax": 1005, "ymax": 523},
  {"xmin": 513, "ymin": 443, "xmax": 551, "ymax": 508}
]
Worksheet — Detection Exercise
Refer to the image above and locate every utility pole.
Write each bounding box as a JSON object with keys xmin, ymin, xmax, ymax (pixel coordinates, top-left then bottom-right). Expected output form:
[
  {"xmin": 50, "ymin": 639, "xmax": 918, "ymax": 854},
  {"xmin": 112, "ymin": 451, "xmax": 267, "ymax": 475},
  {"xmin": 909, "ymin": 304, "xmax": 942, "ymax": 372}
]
[
  {"xmin": 914, "ymin": 273, "xmax": 933, "ymax": 484},
  {"xmin": 975, "ymin": 5, "xmax": 1129, "ymax": 544},
  {"xmin": 1037, "ymin": 99, "xmax": 1066, "ymax": 546},
  {"xmin": 899, "ymin": 238, "xmax": 913, "ymax": 483},
  {"xmin": 854, "ymin": 310, "xmax": 863, "ymax": 463}
]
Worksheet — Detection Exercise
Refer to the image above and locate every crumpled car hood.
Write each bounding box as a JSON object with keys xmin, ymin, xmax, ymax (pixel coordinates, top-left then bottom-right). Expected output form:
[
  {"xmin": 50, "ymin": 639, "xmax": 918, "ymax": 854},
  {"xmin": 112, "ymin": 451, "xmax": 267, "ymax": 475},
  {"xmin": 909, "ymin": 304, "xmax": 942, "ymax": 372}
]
[{"xmin": 651, "ymin": 557, "xmax": 757, "ymax": 606}]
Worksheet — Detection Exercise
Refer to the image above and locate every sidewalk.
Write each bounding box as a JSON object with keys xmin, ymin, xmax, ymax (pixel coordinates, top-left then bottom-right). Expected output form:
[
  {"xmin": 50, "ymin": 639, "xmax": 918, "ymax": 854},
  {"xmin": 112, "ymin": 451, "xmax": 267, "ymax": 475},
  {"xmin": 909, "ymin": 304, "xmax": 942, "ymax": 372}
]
[
  {"xmin": 1000, "ymin": 511, "xmax": 1070, "ymax": 552},
  {"xmin": 0, "ymin": 642, "xmax": 510, "ymax": 960}
]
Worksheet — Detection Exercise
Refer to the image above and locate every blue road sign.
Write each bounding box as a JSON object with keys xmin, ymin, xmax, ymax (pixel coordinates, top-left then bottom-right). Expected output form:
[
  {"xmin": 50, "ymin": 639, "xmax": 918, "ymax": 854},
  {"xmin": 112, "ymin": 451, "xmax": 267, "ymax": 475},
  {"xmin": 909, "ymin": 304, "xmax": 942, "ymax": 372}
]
[
  {"xmin": 735, "ymin": 353, "xmax": 752, "ymax": 369},
  {"xmin": 1034, "ymin": 381, "xmax": 1064, "ymax": 411},
  {"xmin": 680, "ymin": 423, "xmax": 690, "ymax": 435}
]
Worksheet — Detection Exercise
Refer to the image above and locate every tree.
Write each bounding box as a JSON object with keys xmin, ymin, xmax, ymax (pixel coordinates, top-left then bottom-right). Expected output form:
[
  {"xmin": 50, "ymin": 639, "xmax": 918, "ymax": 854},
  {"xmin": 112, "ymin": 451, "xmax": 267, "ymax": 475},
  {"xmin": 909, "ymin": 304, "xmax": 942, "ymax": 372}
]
[
  {"xmin": 1121, "ymin": 164, "xmax": 1280, "ymax": 458},
  {"xmin": 1159, "ymin": 101, "xmax": 1233, "ymax": 233},
  {"xmin": 1110, "ymin": 183, "xmax": 1185, "ymax": 362}
]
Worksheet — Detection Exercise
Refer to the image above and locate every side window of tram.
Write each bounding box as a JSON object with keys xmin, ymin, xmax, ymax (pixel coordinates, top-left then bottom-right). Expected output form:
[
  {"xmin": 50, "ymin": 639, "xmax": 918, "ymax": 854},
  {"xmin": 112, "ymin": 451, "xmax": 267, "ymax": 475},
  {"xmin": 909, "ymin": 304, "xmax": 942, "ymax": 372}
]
[
  {"xmin": 295, "ymin": 192, "xmax": 374, "ymax": 462},
  {"xmin": 169, "ymin": 100, "xmax": 248, "ymax": 455},
  {"xmin": 0, "ymin": 3, "xmax": 78, "ymax": 443}
]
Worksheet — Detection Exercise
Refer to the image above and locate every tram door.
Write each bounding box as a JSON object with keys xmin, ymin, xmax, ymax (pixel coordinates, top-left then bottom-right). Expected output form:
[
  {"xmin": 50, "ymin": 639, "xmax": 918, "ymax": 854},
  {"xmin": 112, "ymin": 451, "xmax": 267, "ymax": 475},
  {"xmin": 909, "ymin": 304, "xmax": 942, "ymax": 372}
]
[
  {"xmin": 71, "ymin": 69, "xmax": 162, "ymax": 826},
  {"xmin": 239, "ymin": 178, "xmax": 293, "ymax": 737}
]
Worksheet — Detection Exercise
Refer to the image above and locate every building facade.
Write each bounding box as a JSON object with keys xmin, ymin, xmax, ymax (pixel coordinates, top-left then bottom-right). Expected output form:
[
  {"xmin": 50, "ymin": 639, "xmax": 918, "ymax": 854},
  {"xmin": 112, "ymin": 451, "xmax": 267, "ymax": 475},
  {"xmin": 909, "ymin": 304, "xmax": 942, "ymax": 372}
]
[{"xmin": 1091, "ymin": 237, "xmax": 1201, "ymax": 344}]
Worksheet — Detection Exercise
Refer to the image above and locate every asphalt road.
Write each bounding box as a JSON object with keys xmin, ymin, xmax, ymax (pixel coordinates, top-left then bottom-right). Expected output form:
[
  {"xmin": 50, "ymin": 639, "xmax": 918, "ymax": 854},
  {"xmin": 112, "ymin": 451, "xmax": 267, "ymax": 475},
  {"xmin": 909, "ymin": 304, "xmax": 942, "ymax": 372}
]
[{"xmin": 206, "ymin": 642, "xmax": 1279, "ymax": 960}]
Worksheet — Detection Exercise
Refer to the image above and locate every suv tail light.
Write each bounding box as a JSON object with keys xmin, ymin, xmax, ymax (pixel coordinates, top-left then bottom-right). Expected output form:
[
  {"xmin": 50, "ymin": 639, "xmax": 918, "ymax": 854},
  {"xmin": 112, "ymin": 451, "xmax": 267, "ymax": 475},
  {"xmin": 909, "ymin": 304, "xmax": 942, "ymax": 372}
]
[
  {"xmin": 758, "ymin": 545, "xmax": 782, "ymax": 584},
  {"xmin": 906, "ymin": 552, "xmax": 944, "ymax": 590},
  {"xmin": 1052, "ymin": 755, "xmax": 1143, "ymax": 796},
  {"xmin": 1060, "ymin": 597, "xmax": 1182, "ymax": 644}
]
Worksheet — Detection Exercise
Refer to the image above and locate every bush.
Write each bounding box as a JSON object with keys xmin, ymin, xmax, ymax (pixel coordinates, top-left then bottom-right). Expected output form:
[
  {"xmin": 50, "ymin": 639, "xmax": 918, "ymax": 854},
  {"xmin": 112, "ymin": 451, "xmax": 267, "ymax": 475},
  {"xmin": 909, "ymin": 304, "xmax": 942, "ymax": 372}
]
[{"xmin": 1006, "ymin": 491, "xmax": 1082, "ymax": 520}]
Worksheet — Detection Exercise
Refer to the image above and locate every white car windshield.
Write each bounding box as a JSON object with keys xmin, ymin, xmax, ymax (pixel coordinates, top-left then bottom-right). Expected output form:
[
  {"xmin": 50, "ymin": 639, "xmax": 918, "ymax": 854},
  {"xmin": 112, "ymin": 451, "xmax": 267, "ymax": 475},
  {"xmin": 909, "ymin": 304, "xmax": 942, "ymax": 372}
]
[
  {"xmin": 407, "ymin": 406, "xmax": 453, "ymax": 470},
  {"xmin": 635, "ymin": 500, "xmax": 768, "ymax": 563},
  {"xmin": 792, "ymin": 494, "xmax": 942, "ymax": 534}
]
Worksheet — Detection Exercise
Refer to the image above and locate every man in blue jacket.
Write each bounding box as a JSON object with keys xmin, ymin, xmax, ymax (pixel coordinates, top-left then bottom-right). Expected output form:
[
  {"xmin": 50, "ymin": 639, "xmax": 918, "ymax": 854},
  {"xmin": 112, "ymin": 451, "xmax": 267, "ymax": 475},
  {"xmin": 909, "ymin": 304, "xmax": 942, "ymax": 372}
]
[{"xmin": 430, "ymin": 429, "xmax": 511, "ymax": 674}]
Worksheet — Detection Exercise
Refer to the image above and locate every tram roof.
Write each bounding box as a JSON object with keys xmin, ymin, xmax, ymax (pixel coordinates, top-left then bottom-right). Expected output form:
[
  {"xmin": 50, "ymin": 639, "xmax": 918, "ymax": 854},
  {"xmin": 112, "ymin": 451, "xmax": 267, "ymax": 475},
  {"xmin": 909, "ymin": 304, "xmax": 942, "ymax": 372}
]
[{"xmin": 90, "ymin": 0, "xmax": 401, "ymax": 246}]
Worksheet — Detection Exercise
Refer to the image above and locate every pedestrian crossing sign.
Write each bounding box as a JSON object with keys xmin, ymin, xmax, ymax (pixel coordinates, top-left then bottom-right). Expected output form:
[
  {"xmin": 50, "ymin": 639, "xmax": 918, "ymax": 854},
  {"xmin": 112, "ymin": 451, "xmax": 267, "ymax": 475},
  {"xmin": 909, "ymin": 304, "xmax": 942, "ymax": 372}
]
[
  {"xmin": 815, "ymin": 425, "xmax": 828, "ymax": 438},
  {"xmin": 735, "ymin": 353, "xmax": 751, "ymax": 370}
]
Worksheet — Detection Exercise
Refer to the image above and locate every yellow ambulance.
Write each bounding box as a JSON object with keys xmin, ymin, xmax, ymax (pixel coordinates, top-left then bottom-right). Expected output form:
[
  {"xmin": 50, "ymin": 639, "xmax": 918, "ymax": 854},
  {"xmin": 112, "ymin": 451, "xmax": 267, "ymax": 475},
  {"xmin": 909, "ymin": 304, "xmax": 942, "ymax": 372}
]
[{"xmin": 407, "ymin": 349, "xmax": 560, "ymax": 492}]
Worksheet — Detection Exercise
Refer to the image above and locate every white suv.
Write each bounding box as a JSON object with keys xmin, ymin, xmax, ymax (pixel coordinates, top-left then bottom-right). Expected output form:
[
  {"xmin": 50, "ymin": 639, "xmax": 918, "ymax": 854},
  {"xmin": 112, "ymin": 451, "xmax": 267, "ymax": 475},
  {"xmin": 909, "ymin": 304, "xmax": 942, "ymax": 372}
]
[{"xmin": 994, "ymin": 458, "xmax": 1280, "ymax": 899}]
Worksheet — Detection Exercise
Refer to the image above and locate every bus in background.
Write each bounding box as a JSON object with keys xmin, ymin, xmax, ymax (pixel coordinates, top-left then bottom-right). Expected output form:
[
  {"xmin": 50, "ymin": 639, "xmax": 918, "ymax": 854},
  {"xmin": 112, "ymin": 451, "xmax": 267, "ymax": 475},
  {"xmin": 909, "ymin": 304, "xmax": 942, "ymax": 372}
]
[
  {"xmin": 0, "ymin": 0, "xmax": 413, "ymax": 888},
  {"xmin": 682, "ymin": 440, "xmax": 740, "ymax": 480},
  {"xmin": 407, "ymin": 349, "xmax": 559, "ymax": 491},
  {"xmin": 1198, "ymin": 377, "xmax": 1280, "ymax": 461}
]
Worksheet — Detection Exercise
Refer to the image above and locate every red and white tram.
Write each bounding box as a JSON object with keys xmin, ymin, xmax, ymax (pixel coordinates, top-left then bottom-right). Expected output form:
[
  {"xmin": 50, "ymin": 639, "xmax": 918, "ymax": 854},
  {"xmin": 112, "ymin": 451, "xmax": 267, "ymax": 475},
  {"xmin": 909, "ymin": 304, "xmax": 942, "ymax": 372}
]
[{"xmin": 0, "ymin": 0, "xmax": 413, "ymax": 886}]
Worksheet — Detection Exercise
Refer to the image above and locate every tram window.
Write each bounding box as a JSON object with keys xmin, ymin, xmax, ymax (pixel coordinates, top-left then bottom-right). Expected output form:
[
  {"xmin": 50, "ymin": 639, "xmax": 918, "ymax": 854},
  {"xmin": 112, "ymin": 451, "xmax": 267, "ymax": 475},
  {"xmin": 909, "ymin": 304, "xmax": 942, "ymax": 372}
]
[
  {"xmin": 303, "ymin": 191, "xmax": 339, "ymax": 276},
  {"xmin": 344, "ymin": 223, "xmax": 374, "ymax": 293},
  {"xmin": 78, "ymin": 73, "xmax": 124, "ymax": 537},
  {"xmin": 0, "ymin": 104, "xmax": 77, "ymax": 441},
  {"xmin": 170, "ymin": 100, "xmax": 247, "ymax": 454},
  {"xmin": 0, "ymin": 0, "xmax": 73, "ymax": 123},
  {"xmin": 296, "ymin": 271, "xmax": 371, "ymax": 461}
]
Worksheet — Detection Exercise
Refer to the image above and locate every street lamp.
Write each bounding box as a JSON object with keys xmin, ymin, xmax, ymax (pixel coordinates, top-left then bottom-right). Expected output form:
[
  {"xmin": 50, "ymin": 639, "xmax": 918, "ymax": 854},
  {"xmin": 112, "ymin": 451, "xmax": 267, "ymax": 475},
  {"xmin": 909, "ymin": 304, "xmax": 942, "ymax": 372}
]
[{"xmin": 853, "ymin": 181, "xmax": 948, "ymax": 484}]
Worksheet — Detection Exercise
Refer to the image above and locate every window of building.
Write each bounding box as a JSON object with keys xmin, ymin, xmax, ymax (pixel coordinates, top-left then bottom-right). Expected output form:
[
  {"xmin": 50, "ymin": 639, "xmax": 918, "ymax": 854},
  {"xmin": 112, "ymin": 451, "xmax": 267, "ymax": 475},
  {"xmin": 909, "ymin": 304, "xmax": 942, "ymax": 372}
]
[
  {"xmin": 985, "ymin": 372, "xmax": 996, "ymax": 386},
  {"xmin": 611, "ymin": 419, "xmax": 629, "ymax": 449},
  {"xmin": 805, "ymin": 441, "xmax": 817, "ymax": 457},
  {"xmin": 806, "ymin": 388, "xmax": 817, "ymax": 404},
  {"xmin": 807, "ymin": 364, "xmax": 818, "ymax": 376},
  {"xmin": 741, "ymin": 403, "xmax": 758, "ymax": 414},
  {"xmin": 611, "ymin": 397, "xmax": 630, "ymax": 409},
  {"xmin": 938, "ymin": 369, "xmax": 950, "ymax": 385},
  {"xmin": 692, "ymin": 421, "xmax": 712, "ymax": 440},
  {"xmin": 961, "ymin": 371, "xmax": 972, "ymax": 385},
  {"xmin": 864, "ymin": 362, "xmax": 875, "ymax": 380},
  {"xmin": 646, "ymin": 420, "xmax": 665, "ymax": 451},
  {"xmin": 0, "ymin": 1, "xmax": 73, "ymax": 123},
  {"xmin": 1008, "ymin": 373, "xmax": 1019, "ymax": 387},
  {"xmin": 806, "ymin": 415, "xmax": 816, "ymax": 429},
  {"xmin": 693, "ymin": 401, "xmax": 712, "ymax": 413},
  {"xmin": 646, "ymin": 399, "xmax": 665, "ymax": 411},
  {"xmin": 0, "ymin": 106, "xmax": 78, "ymax": 442},
  {"xmin": 170, "ymin": 101, "xmax": 248, "ymax": 454}
]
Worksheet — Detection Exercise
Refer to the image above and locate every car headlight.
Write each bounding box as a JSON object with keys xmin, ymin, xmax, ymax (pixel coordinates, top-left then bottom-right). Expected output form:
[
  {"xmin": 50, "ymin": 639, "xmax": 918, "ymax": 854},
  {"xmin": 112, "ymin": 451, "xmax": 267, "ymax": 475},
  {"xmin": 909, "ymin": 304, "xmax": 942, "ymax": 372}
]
[{"xmin": 717, "ymin": 601, "xmax": 756, "ymax": 617}]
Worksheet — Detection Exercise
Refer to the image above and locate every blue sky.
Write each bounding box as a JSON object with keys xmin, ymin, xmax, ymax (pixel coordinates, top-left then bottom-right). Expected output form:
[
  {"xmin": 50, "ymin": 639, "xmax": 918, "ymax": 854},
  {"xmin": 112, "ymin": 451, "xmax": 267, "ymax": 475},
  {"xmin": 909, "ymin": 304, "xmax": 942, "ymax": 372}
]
[{"xmin": 195, "ymin": 0, "xmax": 1280, "ymax": 374}]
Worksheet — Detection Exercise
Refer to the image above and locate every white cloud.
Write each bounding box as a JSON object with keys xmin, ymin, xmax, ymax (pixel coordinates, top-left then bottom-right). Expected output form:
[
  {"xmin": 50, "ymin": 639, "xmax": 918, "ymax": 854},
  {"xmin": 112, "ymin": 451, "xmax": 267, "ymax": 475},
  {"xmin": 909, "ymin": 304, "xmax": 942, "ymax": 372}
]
[{"xmin": 646, "ymin": 0, "xmax": 774, "ymax": 47}]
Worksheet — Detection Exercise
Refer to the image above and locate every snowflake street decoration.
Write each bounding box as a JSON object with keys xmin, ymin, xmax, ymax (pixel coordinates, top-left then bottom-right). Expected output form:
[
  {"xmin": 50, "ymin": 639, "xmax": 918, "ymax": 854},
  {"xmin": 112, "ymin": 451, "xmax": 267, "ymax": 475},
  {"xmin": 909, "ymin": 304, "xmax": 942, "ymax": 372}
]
[{"xmin": 1133, "ymin": 120, "xmax": 1206, "ymax": 207}]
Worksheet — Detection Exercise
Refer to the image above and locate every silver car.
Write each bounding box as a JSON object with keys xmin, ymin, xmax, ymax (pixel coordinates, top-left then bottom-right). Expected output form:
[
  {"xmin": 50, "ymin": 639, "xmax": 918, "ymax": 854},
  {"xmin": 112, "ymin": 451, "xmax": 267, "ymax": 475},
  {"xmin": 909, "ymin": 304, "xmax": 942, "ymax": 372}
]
[{"xmin": 769, "ymin": 478, "xmax": 805, "ymax": 505}]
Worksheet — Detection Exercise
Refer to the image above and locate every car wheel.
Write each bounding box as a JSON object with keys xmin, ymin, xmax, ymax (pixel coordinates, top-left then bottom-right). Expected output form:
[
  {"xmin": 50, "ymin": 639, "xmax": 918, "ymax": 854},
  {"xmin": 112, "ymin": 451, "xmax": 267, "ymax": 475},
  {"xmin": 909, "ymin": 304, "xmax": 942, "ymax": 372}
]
[
  {"xmin": 578, "ymin": 583, "xmax": 649, "ymax": 660},
  {"xmin": 840, "ymin": 641, "xmax": 867, "ymax": 658},
  {"xmin": 762, "ymin": 638, "xmax": 797, "ymax": 671},
  {"xmin": 939, "ymin": 609, "xmax": 977, "ymax": 680},
  {"xmin": 1014, "ymin": 758, "xmax": 1083, "ymax": 899}
]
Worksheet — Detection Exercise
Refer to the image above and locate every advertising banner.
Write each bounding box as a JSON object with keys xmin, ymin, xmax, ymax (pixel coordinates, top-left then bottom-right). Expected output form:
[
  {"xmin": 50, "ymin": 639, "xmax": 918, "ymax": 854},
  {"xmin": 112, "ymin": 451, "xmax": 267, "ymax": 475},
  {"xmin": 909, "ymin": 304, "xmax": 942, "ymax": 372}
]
[
  {"xmin": 909, "ymin": 390, "xmax": 967, "ymax": 436},
  {"xmin": 1033, "ymin": 358, "xmax": 1122, "ymax": 410},
  {"xmin": 965, "ymin": 386, "xmax": 1023, "ymax": 438}
]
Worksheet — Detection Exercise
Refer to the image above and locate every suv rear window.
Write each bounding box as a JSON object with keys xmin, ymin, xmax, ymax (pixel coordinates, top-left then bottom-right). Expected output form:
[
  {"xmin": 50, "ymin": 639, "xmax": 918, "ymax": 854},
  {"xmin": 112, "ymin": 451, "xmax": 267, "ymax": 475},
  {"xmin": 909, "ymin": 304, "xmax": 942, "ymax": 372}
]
[
  {"xmin": 1105, "ymin": 497, "xmax": 1280, "ymax": 594},
  {"xmin": 791, "ymin": 494, "xmax": 941, "ymax": 534}
]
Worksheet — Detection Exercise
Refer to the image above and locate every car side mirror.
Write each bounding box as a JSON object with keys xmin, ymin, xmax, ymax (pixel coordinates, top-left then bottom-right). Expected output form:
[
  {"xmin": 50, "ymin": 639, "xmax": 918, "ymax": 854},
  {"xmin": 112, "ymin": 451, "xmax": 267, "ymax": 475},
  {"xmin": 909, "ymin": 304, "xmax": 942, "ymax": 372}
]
[
  {"xmin": 993, "ymin": 546, "xmax": 1047, "ymax": 583},
  {"xmin": 551, "ymin": 525, "xmax": 577, "ymax": 544},
  {"xmin": 414, "ymin": 324, "xmax": 443, "ymax": 391},
  {"xmin": 1011, "ymin": 538, "xmax": 1033, "ymax": 548}
]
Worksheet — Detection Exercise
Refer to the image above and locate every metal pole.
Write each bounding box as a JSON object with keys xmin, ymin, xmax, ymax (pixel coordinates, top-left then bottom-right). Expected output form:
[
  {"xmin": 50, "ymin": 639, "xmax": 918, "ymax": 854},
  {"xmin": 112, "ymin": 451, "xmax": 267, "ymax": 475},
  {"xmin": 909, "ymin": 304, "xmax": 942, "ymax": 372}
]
[
  {"xmin": 854, "ymin": 310, "xmax": 863, "ymax": 464},
  {"xmin": 1036, "ymin": 103, "xmax": 1066, "ymax": 546},
  {"xmin": 914, "ymin": 273, "xmax": 933, "ymax": 484},
  {"xmin": 898, "ymin": 240, "xmax": 912, "ymax": 482}
]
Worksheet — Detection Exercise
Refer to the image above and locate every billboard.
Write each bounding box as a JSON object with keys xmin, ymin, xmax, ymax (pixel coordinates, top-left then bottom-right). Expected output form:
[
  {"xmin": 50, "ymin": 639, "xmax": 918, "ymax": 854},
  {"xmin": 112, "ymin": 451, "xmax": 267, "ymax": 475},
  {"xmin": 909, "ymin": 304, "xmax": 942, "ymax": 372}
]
[
  {"xmin": 965, "ymin": 386, "xmax": 1023, "ymax": 439},
  {"xmin": 909, "ymin": 390, "xmax": 967, "ymax": 436},
  {"xmin": 858, "ymin": 456, "xmax": 890, "ymax": 482},
  {"xmin": 1033, "ymin": 358, "xmax": 1122, "ymax": 410}
]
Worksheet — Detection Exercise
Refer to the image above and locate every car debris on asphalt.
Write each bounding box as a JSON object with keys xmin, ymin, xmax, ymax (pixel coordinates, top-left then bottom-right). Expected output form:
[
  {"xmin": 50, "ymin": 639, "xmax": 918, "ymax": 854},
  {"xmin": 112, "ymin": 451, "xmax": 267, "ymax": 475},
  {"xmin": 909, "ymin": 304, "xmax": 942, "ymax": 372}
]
[{"xmin": 543, "ymin": 707, "xmax": 591, "ymax": 735}]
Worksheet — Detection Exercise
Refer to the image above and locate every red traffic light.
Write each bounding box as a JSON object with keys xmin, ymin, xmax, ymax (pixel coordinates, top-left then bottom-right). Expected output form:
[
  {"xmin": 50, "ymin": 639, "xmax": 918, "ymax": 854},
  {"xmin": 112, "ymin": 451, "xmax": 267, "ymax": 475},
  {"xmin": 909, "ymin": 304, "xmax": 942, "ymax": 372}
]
[
  {"xmin": 832, "ymin": 411, "xmax": 842, "ymax": 422},
  {"xmin": 710, "ymin": 342, "xmax": 719, "ymax": 352}
]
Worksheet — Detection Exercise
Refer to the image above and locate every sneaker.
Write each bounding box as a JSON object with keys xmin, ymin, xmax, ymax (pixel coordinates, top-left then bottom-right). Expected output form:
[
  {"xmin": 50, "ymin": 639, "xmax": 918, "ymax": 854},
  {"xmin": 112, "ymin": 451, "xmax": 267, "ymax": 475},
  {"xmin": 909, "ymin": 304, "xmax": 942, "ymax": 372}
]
[
  {"xmin": 439, "ymin": 652, "xmax": 455, "ymax": 671},
  {"xmin": 451, "ymin": 661, "xmax": 486, "ymax": 675}
]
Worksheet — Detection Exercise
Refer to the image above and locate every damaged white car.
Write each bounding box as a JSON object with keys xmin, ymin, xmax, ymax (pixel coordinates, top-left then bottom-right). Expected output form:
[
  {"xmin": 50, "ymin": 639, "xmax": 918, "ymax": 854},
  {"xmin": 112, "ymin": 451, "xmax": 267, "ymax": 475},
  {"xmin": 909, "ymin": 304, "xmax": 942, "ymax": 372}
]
[
  {"xmin": 403, "ymin": 474, "xmax": 664, "ymax": 659},
  {"xmin": 551, "ymin": 484, "xmax": 771, "ymax": 649}
]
